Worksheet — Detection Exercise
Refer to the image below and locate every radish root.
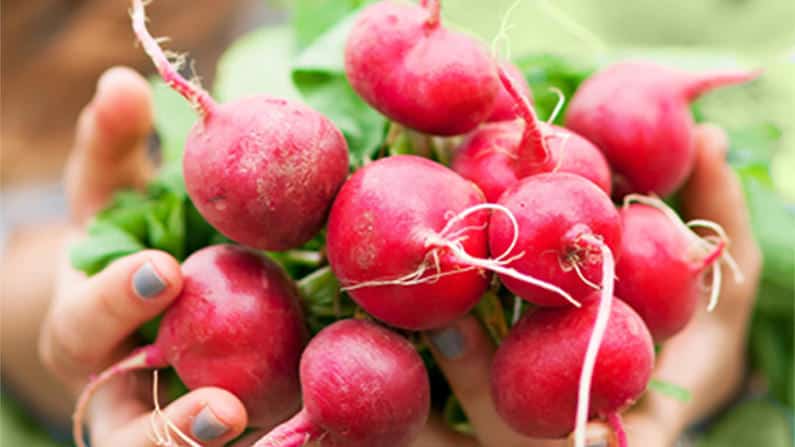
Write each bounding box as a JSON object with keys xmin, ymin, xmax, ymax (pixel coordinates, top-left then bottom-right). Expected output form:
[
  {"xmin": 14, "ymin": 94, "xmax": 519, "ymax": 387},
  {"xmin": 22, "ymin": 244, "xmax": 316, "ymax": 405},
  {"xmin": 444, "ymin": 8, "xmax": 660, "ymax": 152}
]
[
  {"xmin": 131, "ymin": 0, "xmax": 216, "ymax": 116},
  {"xmin": 149, "ymin": 371, "xmax": 204, "ymax": 447},
  {"xmin": 573, "ymin": 234, "xmax": 615, "ymax": 447},
  {"xmin": 607, "ymin": 412, "xmax": 628, "ymax": 447}
]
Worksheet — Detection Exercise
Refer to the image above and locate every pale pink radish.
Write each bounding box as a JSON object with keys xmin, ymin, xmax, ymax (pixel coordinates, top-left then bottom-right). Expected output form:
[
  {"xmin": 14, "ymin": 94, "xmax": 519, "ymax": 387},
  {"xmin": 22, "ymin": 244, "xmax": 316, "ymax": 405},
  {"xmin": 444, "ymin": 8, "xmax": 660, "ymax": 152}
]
[
  {"xmin": 345, "ymin": 0, "xmax": 500, "ymax": 136},
  {"xmin": 72, "ymin": 245, "xmax": 308, "ymax": 447},
  {"xmin": 565, "ymin": 60, "xmax": 760, "ymax": 197},
  {"xmin": 133, "ymin": 0, "xmax": 349, "ymax": 251},
  {"xmin": 253, "ymin": 319, "xmax": 430, "ymax": 447}
]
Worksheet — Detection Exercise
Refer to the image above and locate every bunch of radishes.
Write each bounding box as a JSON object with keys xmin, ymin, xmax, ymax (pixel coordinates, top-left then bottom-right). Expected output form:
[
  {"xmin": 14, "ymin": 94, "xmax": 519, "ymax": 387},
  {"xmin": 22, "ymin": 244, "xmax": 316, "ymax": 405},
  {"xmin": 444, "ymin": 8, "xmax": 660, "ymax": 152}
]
[{"xmin": 72, "ymin": 1, "xmax": 758, "ymax": 446}]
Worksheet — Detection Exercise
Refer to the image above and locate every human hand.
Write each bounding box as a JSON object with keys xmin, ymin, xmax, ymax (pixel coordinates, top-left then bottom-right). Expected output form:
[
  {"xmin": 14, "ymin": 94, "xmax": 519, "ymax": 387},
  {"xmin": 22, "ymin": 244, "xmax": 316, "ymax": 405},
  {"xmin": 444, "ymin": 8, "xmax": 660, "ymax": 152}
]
[
  {"xmin": 412, "ymin": 124, "xmax": 762, "ymax": 447},
  {"xmin": 38, "ymin": 67, "xmax": 248, "ymax": 447}
]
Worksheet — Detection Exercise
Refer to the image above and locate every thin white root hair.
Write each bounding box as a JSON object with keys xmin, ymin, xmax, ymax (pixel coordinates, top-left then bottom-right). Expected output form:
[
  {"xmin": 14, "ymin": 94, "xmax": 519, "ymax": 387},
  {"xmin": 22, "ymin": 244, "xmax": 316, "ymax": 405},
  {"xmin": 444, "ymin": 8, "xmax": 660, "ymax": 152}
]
[
  {"xmin": 623, "ymin": 194, "xmax": 744, "ymax": 312},
  {"xmin": 573, "ymin": 235, "xmax": 615, "ymax": 447},
  {"xmin": 547, "ymin": 131, "xmax": 571, "ymax": 173},
  {"xmin": 546, "ymin": 87, "xmax": 566, "ymax": 123},
  {"xmin": 512, "ymin": 296, "xmax": 523, "ymax": 326},
  {"xmin": 490, "ymin": 0, "xmax": 523, "ymax": 60},
  {"xmin": 430, "ymin": 236, "xmax": 580, "ymax": 307},
  {"xmin": 536, "ymin": 0, "xmax": 608, "ymax": 59},
  {"xmin": 437, "ymin": 203, "xmax": 520, "ymax": 262},
  {"xmin": 572, "ymin": 261, "xmax": 601, "ymax": 290},
  {"xmin": 150, "ymin": 371, "xmax": 204, "ymax": 447}
]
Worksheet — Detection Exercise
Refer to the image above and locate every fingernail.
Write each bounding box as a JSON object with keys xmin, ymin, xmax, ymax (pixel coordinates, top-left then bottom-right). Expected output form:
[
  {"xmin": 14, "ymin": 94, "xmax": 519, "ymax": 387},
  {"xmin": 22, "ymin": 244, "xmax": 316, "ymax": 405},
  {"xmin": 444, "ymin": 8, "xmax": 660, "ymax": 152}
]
[
  {"xmin": 132, "ymin": 262, "xmax": 166, "ymax": 299},
  {"xmin": 191, "ymin": 406, "xmax": 229, "ymax": 441},
  {"xmin": 429, "ymin": 326, "xmax": 465, "ymax": 359},
  {"xmin": 586, "ymin": 440, "xmax": 608, "ymax": 447}
]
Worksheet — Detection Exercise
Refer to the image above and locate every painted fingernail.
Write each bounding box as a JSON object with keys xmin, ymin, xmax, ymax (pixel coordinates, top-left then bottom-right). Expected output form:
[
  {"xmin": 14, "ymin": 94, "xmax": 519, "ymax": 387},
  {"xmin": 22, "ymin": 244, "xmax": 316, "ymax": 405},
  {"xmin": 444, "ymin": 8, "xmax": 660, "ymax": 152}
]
[
  {"xmin": 191, "ymin": 406, "xmax": 229, "ymax": 441},
  {"xmin": 586, "ymin": 441, "xmax": 608, "ymax": 447},
  {"xmin": 132, "ymin": 262, "xmax": 166, "ymax": 299},
  {"xmin": 429, "ymin": 326, "xmax": 465, "ymax": 359}
]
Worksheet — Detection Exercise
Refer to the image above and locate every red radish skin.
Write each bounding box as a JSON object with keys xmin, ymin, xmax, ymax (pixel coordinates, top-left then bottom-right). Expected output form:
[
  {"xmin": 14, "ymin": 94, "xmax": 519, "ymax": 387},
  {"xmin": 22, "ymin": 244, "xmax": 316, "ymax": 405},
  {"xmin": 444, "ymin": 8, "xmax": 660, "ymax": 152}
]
[
  {"xmin": 345, "ymin": 0, "xmax": 500, "ymax": 136},
  {"xmin": 133, "ymin": 0, "xmax": 349, "ymax": 251},
  {"xmin": 565, "ymin": 60, "xmax": 759, "ymax": 197},
  {"xmin": 491, "ymin": 297, "xmax": 654, "ymax": 439},
  {"xmin": 489, "ymin": 173, "xmax": 621, "ymax": 306},
  {"xmin": 453, "ymin": 66, "xmax": 610, "ymax": 202},
  {"xmin": 487, "ymin": 61, "xmax": 533, "ymax": 122},
  {"xmin": 616, "ymin": 203, "xmax": 725, "ymax": 340},
  {"xmin": 254, "ymin": 319, "xmax": 430, "ymax": 447},
  {"xmin": 72, "ymin": 245, "xmax": 308, "ymax": 446},
  {"xmin": 326, "ymin": 155, "xmax": 491, "ymax": 330}
]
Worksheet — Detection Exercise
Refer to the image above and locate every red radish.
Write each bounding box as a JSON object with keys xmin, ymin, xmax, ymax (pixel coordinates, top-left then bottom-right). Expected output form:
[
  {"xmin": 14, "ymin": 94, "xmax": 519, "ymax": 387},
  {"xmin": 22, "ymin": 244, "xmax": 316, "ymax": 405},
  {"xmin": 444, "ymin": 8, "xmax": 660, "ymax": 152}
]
[
  {"xmin": 565, "ymin": 60, "xmax": 760, "ymax": 197},
  {"xmin": 72, "ymin": 245, "xmax": 307, "ymax": 446},
  {"xmin": 486, "ymin": 61, "xmax": 534, "ymax": 122},
  {"xmin": 616, "ymin": 197, "xmax": 740, "ymax": 340},
  {"xmin": 345, "ymin": 0, "xmax": 500, "ymax": 136},
  {"xmin": 489, "ymin": 172, "xmax": 621, "ymax": 307},
  {"xmin": 326, "ymin": 155, "xmax": 575, "ymax": 330},
  {"xmin": 491, "ymin": 296, "xmax": 654, "ymax": 440},
  {"xmin": 453, "ymin": 67, "xmax": 611, "ymax": 201},
  {"xmin": 133, "ymin": 0, "xmax": 348, "ymax": 251},
  {"xmin": 253, "ymin": 319, "xmax": 430, "ymax": 447}
]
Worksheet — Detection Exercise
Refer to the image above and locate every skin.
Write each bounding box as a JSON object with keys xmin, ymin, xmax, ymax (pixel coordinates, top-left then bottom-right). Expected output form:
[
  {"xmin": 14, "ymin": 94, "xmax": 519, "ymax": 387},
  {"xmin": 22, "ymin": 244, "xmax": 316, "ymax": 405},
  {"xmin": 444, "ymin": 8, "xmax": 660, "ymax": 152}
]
[{"xmin": 5, "ymin": 68, "xmax": 757, "ymax": 447}]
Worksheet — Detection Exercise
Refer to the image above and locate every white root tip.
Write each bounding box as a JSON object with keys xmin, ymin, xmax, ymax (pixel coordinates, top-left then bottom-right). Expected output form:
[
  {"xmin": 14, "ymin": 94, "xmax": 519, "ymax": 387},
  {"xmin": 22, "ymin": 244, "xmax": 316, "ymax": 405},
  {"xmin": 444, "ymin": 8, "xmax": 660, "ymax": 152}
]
[
  {"xmin": 150, "ymin": 371, "xmax": 204, "ymax": 447},
  {"xmin": 547, "ymin": 87, "xmax": 566, "ymax": 124},
  {"xmin": 573, "ymin": 235, "xmax": 615, "ymax": 447}
]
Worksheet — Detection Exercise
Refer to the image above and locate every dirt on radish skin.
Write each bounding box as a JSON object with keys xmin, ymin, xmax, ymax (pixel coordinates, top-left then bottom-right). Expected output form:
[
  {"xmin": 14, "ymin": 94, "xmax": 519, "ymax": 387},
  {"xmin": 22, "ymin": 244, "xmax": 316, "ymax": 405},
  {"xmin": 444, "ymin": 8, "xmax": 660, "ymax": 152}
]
[
  {"xmin": 565, "ymin": 60, "xmax": 759, "ymax": 197},
  {"xmin": 491, "ymin": 296, "xmax": 654, "ymax": 439},
  {"xmin": 326, "ymin": 155, "xmax": 491, "ymax": 330},
  {"xmin": 489, "ymin": 173, "xmax": 621, "ymax": 306},
  {"xmin": 133, "ymin": 0, "xmax": 349, "ymax": 251},
  {"xmin": 345, "ymin": 0, "xmax": 500, "ymax": 136},
  {"xmin": 254, "ymin": 319, "xmax": 430, "ymax": 447},
  {"xmin": 72, "ymin": 245, "xmax": 307, "ymax": 446},
  {"xmin": 487, "ymin": 61, "xmax": 533, "ymax": 122},
  {"xmin": 615, "ymin": 204, "xmax": 725, "ymax": 340}
]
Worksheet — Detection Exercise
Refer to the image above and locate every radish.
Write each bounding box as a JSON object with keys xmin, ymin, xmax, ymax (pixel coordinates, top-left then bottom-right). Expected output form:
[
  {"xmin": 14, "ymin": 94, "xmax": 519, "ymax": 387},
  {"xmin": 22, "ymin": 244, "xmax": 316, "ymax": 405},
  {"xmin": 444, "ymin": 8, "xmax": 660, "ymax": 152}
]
[
  {"xmin": 565, "ymin": 60, "xmax": 760, "ymax": 197},
  {"xmin": 489, "ymin": 172, "xmax": 620, "ymax": 307},
  {"xmin": 486, "ymin": 61, "xmax": 533, "ymax": 122},
  {"xmin": 616, "ymin": 196, "xmax": 743, "ymax": 340},
  {"xmin": 253, "ymin": 319, "xmax": 430, "ymax": 447},
  {"xmin": 345, "ymin": 0, "xmax": 500, "ymax": 136},
  {"xmin": 72, "ymin": 245, "xmax": 308, "ymax": 446},
  {"xmin": 489, "ymin": 172, "xmax": 623, "ymax": 446},
  {"xmin": 491, "ymin": 296, "xmax": 654, "ymax": 441},
  {"xmin": 326, "ymin": 155, "xmax": 577, "ymax": 330},
  {"xmin": 133, "ymin": 0, "xmax": 349, "ymax": 251},
  {"xmin": 453, "ymin": 66, "xmax": 611, "ymax": 201}
]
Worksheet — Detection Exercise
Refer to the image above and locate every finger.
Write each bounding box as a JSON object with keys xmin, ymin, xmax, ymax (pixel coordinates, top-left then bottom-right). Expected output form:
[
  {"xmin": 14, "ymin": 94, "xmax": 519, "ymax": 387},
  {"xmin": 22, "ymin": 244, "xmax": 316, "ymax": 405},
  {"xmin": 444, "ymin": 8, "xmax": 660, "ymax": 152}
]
[
  {"xmin": 425, "ymin": 316, "xmax": 526, "ymax": 446},
  {"xmin": 681, "ymin": 124, "xmax": 762, "ymax": 278},
  {"xmin": 411, "ymin": 414, "xmax": 480, "ymax": 447},
  {"xmin": 567, "ymin": 421, "xmax": 617, "ymax": 447},
  {"xmin": 66, "ymin": 66, "xmax": 154, "ymax": 224},
  {"xmin": 92, "ymin": 382, "xmax": 248, "ymax": 447},
  {"xmin": 40, "ymin": 250, "xmax": 182, "ymax": 384}
]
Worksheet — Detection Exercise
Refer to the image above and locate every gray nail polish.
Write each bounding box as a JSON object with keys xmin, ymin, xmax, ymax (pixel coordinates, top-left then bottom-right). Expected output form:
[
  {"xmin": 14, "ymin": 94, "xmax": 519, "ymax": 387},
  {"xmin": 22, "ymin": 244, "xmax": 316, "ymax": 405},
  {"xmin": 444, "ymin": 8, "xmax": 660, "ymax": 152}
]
[
  {"xmin": 191, "ymin": 406, "xmax": 229, "ymax": 441},
  {"xmin": 586, "ymin": 441, "xmax": 608, "ymax": 447},
  {"xmin": 132, "ymin": 262, "xmax": 165, "ymax": 299},
  {"xmin": 429, "ymin": 326, "xmax": 465, "ymax": 359}
]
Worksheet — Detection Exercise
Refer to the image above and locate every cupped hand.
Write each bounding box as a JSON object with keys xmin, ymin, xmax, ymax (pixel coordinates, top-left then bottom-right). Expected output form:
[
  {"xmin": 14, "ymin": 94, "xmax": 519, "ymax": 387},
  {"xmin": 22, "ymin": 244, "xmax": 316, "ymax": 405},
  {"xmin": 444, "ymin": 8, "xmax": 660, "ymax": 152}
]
[
  {"xmin": 413, "ymin": 123, "xmax": 762, "ymax": 447},
  {"xmin": 38, "ymin": 67, "xmax": 248, "ymax": 447}
]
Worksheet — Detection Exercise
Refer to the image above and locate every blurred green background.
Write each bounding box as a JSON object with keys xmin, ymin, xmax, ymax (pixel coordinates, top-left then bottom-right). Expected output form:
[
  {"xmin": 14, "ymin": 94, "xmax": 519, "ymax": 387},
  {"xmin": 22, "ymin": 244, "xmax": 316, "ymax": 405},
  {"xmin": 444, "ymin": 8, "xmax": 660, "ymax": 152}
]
[{"xmin": 3, "ymin": 1, "xmax": 792, "ymax": 446}]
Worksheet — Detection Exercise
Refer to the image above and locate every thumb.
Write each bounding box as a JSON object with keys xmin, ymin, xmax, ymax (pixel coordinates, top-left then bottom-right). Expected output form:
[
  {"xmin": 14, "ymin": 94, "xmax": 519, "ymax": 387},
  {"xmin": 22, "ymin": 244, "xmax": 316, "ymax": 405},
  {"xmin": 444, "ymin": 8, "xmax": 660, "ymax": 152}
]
[{"xmin": 65, "ymin": 66, "xmax": 154, "ymax": 224}]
